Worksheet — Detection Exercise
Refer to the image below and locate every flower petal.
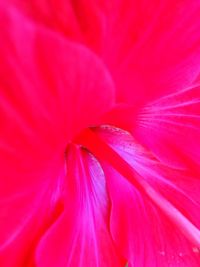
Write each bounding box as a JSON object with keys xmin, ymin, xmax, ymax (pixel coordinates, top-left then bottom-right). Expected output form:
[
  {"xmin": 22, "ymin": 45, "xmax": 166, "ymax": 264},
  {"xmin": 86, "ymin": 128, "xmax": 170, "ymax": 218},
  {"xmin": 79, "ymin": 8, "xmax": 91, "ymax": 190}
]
[
  {"xmin": 131, "ymin": 84, "xmax": 200, "ymax": 169},
  {"xmin": 9, "ymin": 0, "xmax": 200, "ymax": 107},
  {"xmin": 35, "ymin": 145, "xmax": 124, "ymax": 267},
  {"xmin": 109, "ymin": 0, "xmax": 200, "ymax": 106},
  {"xmin": 104, "ymin": 82, "xmax": 200, "ymax": 170},
  {"xmin": 0, "ymin": 175, "xmax": 65, "ymax": 266},
  {"xmin": 105, "ymin": 166, "xmax": 200, "ymax": 267},
  {"xmin": 97, "ymin": 126, "xmax": 200, "ymax": 224},
  {"xmin": 0, "ymin": 4, "xmax": 114, "ymax": 194},
  {"xmin": 7, "ymin": 0, "xmax": 110, "ymax": 53},
  {"xmin": 94, "ymin": 126, "xmax": 200, "ymax": 266},
  {"xmin": 0, "ymin": 4, "xmax": 114, "ymax": 264}
]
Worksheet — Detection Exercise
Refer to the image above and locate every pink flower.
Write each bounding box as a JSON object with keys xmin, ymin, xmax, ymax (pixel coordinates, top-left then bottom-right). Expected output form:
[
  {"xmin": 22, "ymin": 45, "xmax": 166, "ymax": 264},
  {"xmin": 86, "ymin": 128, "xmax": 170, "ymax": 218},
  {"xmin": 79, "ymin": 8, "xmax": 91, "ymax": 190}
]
[{"xmin": 1, "ymin": 1, "xmax": 200, "ymax": 266}]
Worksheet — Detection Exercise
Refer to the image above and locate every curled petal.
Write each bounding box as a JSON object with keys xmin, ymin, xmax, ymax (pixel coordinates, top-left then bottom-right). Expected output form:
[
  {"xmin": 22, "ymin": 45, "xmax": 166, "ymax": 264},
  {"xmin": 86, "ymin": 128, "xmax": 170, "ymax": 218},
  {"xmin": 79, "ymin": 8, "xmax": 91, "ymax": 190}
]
[
  {"xmin": 35, "ymin": 146, "xmax": 124, "ymax": 267},
  {"xmin": 0, "ymin": 4, "xmax": 114, "ymax": 194},
  {"xmin": 0, "ymin": 4, "xmax": 114, "ymax": 264},
  {"xmin": 95, "ymin": 127, "xmax": 200, "ymax": 266},
  {"xmin": 105, "ymin": 165, "xmax": 200, "ymax": 267}
]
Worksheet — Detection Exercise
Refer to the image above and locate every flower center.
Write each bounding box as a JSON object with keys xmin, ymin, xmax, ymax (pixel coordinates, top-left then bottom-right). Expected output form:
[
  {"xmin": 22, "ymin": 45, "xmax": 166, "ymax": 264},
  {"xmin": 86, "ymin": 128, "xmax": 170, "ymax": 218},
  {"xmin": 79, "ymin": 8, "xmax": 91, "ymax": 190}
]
[
  {"xmin": 74, "ymin": 127, "xmax": 143, "ymax": 192},
  {"xmin": 70, "ymin": 126, "xmax": 200, "ymax": 248}
]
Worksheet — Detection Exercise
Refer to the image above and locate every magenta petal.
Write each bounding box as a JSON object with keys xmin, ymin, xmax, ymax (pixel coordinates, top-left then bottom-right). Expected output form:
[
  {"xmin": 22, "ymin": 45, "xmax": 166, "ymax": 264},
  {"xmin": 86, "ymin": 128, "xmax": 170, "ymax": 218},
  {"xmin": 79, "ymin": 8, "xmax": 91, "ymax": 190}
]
[
  {"xmin": 0, "ymin": 5, "xmax": 115, "ymax": 266},
  {"xmin": 1, "ymin": 2, "xmax": 200, "ymax": 266},
  {"xmin": 8, "ymin": 0, "xmax": 108, "ymax": 54},
  {"xmin": 9, "ymin": 1, "xmax": 200, "ymax": 108},
  {"xmin": 105, "ymin": 166, "xmax": 200, "ymax": 267},
  {"xmin": 0, "ymin": 4, "xmax": 114, "ymax": 194},
  {"xmin": 95, "ymin": 126, "xmax": 200, "ymax": 266},
  {"xmin": 0, "ymin": 175, "xmax": 64, "ymax": 266},
  {"xmin": 110, "ymin": 0, "xmax": 200, "ymax": 106},
  {"xmin": 35, "ymin": 146, "xmax": 124, "ymax": 267},
  {"xmin": 132, "ymin": 84, "xmax": 200, "ymax": 169},
  {"xmin": 105, "ymin": 84, "xmax": 200, "ymax": 170}
]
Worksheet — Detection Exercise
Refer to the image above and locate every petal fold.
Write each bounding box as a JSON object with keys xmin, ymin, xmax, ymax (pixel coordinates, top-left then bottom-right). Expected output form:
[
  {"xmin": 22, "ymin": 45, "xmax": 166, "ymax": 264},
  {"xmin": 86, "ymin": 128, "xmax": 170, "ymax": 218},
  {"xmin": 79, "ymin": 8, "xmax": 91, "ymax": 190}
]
[
  {"xmin": 0, "ymin": 4, "xmax": 114, "ymax": 264},
  {"xmin": 0, "ymin": 4, "xmax": 114, "ymax": 194},
  {"xmin": 9, "ymin": 0, "xmax": 200, "ymax": 107},
  {"xmin": 35, "ymin": 146, "xmax": 124, "ymax": 267},
  {"xmin": 97, "ymin": 126, "xmax": 200, "ymax": 267}
]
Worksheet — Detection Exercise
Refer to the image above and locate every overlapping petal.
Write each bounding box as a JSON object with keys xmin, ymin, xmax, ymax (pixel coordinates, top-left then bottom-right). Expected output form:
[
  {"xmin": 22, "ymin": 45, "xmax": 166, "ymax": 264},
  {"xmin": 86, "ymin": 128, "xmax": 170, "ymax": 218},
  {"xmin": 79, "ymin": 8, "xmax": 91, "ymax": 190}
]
[
  {"xmin": 105, "ymin": 166, "xmax": 200, "ymax": 267},
  {"xmin": 0, "ymin": 4, "xmax": 114, "ymax": 264},
  {"xmin": 95, "ymin": 126, "xmax": 200, "ymax": 266},
  {"xmin": 110, "ymin": 0, "xmax": 200, "ymax": 106},
  {"xmin": 8, "ymin": 0, "xmax": 200, "ymax": 107},
  {"xmin": 104, "ymin": 81, "xmax": 200, "ymax": 171},
  {"xmin": 6, "ymin": 0, "xmax": 112, "ymax": 53},
  {"xmin": 35, "ymin": 145, "xmax": 125, "ymax": 267},
  {"xmin": 0, "ymin": 173, "xmax": 65, "ymax": 267},
  {"xmin": 1, "ymin": 1, "xmax": 200, "ymax": 266},
  {"xmin": 0, "ymin": 3, "xmax": 114, "ymax": 192}
]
